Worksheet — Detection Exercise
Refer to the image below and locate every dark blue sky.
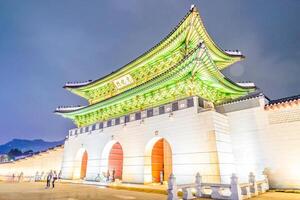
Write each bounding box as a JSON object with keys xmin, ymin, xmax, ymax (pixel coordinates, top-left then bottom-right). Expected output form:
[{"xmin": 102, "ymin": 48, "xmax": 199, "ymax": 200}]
[{"xmin": 0, "ymin": 0, "xmax": 299, "ymax": 144}]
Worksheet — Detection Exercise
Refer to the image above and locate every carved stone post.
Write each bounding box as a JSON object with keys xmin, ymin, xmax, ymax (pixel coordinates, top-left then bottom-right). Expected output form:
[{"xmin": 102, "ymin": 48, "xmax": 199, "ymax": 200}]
[
  {"xmin": 249, "ymin": 172, "xmax": 258, "ymax": 196},
  {"xmin": 230, "ymin": 173, "xmax": 242, "ymax": 200},
  {"xmin": 168, "ymin": 173, "xmax": 178, "ymax": 200},
  {"xmin": 34, "ymin": 171, "xmax": 39, "ymax": 182},
  {"xmin": 182, "ymin": 188, "xmax": 194, "ymax": 200},
  {"xmin": 195, "ymin": 172, "xmax": 203, "ymax": 198},
  {"xmin": 263, "ymin": 173, "xmax": 270, "ymax": 190}
]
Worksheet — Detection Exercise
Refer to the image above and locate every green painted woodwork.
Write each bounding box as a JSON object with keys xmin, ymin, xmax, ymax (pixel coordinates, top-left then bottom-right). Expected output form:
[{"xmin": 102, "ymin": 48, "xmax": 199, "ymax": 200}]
[
  {"xmin": 57, "ymin": 43, "xmax": 254, "ymax": 127},
  {"xmin": 65, "ymin": 7, "xmax": 244, "ymax": 104}
]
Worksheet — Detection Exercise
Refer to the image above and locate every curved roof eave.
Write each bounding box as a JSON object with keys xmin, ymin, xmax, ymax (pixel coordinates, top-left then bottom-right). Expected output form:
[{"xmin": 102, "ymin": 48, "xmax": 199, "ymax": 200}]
[
  {"xmin": 64, "ymin": 6, "xmax": 244, "ymax": 95},
  {"xmin": 57, "ymin": 43, "xmax": 252, "ymax": 119}
]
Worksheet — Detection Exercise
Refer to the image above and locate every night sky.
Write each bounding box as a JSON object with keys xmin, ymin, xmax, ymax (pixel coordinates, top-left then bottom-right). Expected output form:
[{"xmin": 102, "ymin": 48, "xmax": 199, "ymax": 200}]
[{"xmin": 0, "ymin": 0, "xmax": 299, "ymax": 144}]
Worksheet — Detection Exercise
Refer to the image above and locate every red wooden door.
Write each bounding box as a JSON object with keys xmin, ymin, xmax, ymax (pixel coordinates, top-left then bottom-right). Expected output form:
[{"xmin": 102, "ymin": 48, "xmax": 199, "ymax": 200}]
[
  {"xmin": 80, "ymin": 151, "xmax": 88, "ymax": 179},
  {"xmin": 152, "ymin": 139, "xmax": 164, "ymax": 182},
  {"xmin": 108, "ymin": 142, "xmax": 123, "ymax": 179},
  {"xmin": 151, "ymin": 139, "xmax": 172, "ymax": 182}
]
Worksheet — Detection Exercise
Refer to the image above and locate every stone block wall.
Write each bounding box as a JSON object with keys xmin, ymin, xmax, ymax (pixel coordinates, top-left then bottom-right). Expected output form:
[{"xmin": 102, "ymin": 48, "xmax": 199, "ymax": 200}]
[
  {"xmin": 0, "ymin": 145, "xmax": 64, "ymax": 180},
  {"xmin": 61, "ymin": 100, "xmax": 234, "ymax": 184},
  {"xmin": 220, "ymin": 96, "xmax": 300, "ymax": 189},
  {"xmin": 265, "ymin": 105, "xmax": 300, "ymax": 189}
]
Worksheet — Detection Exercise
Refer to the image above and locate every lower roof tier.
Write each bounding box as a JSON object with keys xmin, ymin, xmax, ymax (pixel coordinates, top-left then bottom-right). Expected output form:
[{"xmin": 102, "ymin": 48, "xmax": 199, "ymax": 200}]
[{"xmin": 56, "ymin": 43, "xmax": 256, "ymax": 127}]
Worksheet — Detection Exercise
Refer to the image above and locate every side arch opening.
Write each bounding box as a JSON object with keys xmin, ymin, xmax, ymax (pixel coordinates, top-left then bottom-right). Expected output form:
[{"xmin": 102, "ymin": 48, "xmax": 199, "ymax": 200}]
[
  {"xmin": 101, "ymin": 141, "xmax": 124, "ymax": 181},
  {"xmin": 73, "ymin": 148, "xmax": 88, "ymax": 180},
  {"xmin": 144, "ymin": 137, "xmax": 172, "ymax": 183}
]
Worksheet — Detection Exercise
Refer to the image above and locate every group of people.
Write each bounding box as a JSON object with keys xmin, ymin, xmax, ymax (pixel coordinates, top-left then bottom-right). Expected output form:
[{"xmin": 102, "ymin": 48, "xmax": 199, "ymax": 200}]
[
  {"xmin": 106, "ymin": 168, "xmax": 116, "ymax": 182},
  {"xmin": 45, "ymin": 170, "xmax": 58, "ymax": 189}
]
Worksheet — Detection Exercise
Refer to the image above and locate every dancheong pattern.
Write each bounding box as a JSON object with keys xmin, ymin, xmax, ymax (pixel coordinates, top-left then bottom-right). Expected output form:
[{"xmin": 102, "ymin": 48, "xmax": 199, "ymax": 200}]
[{"xmin": 56, "ymin": 6, "xmax": 256, "ymax": 127}]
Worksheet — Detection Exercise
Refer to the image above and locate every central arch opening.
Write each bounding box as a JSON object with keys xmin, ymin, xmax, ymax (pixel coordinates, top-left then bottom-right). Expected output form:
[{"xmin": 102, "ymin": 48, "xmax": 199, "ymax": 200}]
[
  {"xmin": 108, "ymin": 142, "xmax": 123, "ymax": 180},
  {"xmin": 80, "ymin": 151, "xmax": 88, "ymax": 179},
  {"xmin": 151, "ymin": 138, "xmax": 172, "ymax": 183}
]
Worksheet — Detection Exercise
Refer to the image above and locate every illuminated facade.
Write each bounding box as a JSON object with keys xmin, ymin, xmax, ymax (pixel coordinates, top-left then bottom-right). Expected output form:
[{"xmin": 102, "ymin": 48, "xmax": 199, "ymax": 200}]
[{"xmin": 54, "ymin": 6, "xmax": 300, "ymax": 188}]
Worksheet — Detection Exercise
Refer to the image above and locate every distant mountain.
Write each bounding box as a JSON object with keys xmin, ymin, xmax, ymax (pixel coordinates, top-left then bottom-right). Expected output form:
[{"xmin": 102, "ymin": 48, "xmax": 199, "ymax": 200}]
[{"xmin": 0, "ymin": 139, "xmax": 64, "ymax": 154}]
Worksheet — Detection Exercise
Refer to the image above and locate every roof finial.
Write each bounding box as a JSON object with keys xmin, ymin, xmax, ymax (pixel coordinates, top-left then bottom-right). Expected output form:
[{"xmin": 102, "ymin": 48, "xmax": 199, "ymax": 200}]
[{"xmin": 190, "ymin": 4, "xmax": 197, "ymax": 12}]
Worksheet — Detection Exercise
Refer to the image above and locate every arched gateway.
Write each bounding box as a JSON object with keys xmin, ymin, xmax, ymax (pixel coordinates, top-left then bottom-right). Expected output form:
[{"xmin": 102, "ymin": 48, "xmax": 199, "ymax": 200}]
[
  {"xmin": 73, "ymin": 148, "xmax": 88, "ymax": 180},
  {"xmin": 108, "ymin": 142, "xmax": 123, "ymax": 180},
  {"xmin": 144, "ymin": 137, "xmax": 172, "ymax": 183},
  {"xmin": 80, "ymin": 151, "xmax": 88, "ymax": 179},
  {"xmin": 101, "ymin": 141, "xmax": 124, "ymax": 180},
  {"xmin": 151, "ymin": 138, "xmax": 172, "ymax": 183}
]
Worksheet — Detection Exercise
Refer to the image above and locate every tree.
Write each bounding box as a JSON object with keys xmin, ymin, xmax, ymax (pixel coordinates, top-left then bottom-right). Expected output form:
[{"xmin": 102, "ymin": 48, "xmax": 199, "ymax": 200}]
[
  {"xmin": 7, "ymin": 148, "xmax": 22, "ymax": 159},
  {"xmin": 23, "ymin": 150, "xmax": 33, "ymax": 155}
]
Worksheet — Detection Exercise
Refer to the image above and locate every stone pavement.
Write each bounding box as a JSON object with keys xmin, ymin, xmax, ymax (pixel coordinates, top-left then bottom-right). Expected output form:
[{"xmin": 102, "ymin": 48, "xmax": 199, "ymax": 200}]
[
  {"xmin": 62, "ymin": 179, "xmax": 168, "ymax": 194},
  {"xmin": 251, "ymin": 192, "xmax": 300, "ymax": 200},
  {"xmin": 0, "ymin": 182, "xmax": 300, "ymax": 200},
  {"xmin": 0, "ymin": 182, "xmax": 166, "ymax": 200}
]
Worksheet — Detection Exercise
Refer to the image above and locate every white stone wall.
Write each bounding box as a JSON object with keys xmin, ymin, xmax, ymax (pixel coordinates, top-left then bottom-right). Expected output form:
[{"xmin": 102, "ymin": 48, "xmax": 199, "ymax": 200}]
[
  {"xmin": 211, "ymin": 111, "xmax": 236, "ymax": 183},
  {"xmin": 2, "ymin": 95, "xmax": 299, "ymax": 189},
  {"xmin": 265, "ymin": 105, "xmax": 300, "ymax": 189},
  {"xmin": 0, "ymin": 146, "xmax": 63, "ymax": 180},
  {"xmin": 62, "ymin": 102, "xmax": 234, "ymax": 184},
  {"xmin": 223, "ymin": 96, "xmax": 300, "ymax": 189},
  {"xmin": 65, "ymin": 95, "xmax": 300, "ymax": 187},
  {"xmin": 224, "ymin": 97, "xmax": 268, "ymax": 183}
]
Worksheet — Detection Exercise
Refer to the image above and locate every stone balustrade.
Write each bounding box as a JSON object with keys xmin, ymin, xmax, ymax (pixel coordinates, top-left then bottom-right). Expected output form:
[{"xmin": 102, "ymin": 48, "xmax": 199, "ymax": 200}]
[{"xmin": 168, "ymin": 172, "xmax": 269, "ymax": 200}]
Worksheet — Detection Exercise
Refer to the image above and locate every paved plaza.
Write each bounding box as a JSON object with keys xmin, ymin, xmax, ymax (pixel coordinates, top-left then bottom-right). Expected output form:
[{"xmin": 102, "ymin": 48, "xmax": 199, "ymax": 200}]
[
  {"xmin": 0, "ymin": 182, "xmax": 166, "ymax": 200},
  {"xmin": 0, "ymin": 182, "xmax": 299, "ymax": 200}
]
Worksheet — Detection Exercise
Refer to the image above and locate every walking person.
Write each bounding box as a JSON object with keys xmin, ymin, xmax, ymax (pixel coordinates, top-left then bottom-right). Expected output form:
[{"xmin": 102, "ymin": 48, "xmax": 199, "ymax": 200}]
[
  {"xmin": 106, "ymin": 169, "xmax": 110, "ymax": 182},
  {"xmin": 12, "ymin": 173, "xmax": 15, "ymax": 183},
  {"xmin": 45, "ymin": 170, "xmax": 52, "ymax": 189},
  {"xmin": 58, "ymin": 170, "xmax": 62, "ymax": 180},
  {"xmin": 52, "ymin": 171, "xmax": 57, "ymax": 188}
]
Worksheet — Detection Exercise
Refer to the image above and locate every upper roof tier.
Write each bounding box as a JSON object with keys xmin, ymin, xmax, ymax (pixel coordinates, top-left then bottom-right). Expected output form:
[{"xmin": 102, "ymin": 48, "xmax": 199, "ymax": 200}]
[
  {"xmin": 56, "ymin": 41, "xmax": 256, "ymax": 127},
  {"xmin": 64, "ymin": 6, "xmax": 245, "ymax": 105}
]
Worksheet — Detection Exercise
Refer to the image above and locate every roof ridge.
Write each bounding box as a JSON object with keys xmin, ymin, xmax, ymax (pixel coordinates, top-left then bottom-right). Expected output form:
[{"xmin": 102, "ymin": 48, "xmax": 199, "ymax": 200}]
[
  {"xmin": 64, "ymin": 9, "xmax": 193, "ymax": 89},
  {"xmin": 266, "ymin": 94, "xmax": 300, "ymax": 106}
]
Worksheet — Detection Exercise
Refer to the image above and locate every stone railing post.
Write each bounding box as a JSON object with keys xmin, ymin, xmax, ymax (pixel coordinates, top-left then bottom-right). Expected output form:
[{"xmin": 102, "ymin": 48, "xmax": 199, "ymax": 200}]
[
  {"xmin": 263, "ymin": 173, "xmax": 269, "ymax": 190},
  {"xmin": 230, "ymin": 173, "xmax": 242, "ymax": 200},
  {"xmin": 168, "ymin": 173, "xmax": 178, "ymax": 200},
  {"xmin": 35, "ymin": 171, "xmax": 39, "ymax": 182},
  {"xmin": 18, "ymin": 172, "xmax": 24, "ymax": 182},
  {"xmin": 195, "ymin": 172, "xmax": 203, "ymax": 198},
  {"xmin": 95, "ymin": 173, "xmax": 100, "ymax": 182},
  {"xmin": 249, "ymin": 172, "xmax": 258, "ymax": 196},
  {"xmin": 40, "ymin": 171, "xmax": 44, "ymax": 181}
]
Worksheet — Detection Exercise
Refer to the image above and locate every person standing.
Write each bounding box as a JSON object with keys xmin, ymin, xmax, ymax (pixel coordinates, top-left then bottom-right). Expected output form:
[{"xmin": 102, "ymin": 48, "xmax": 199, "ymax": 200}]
[
  {"xmin": 52, "ymin": 171, "xmax": 57, "ymax": 188},
  {"xmin": 106, "ymin": 169, "xmax": 110, "ymax": 182},
  {"xmin": 12, "ymin": 173, "xmax": 15, "ymax": 183},
  {"xmin": 112, "ymin": 168, "xmax": 116, "ymax": 182},
  {"xmin": 160, "ymin": 171, "xmax": 164, "ymax": 185},
  {"xmin": 58, "ymin": 170, "xmax": 62, "ymax": 180},
  {"xmin": 45, "ymin": 170, "xmax": 52, "ymax": 189}
]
